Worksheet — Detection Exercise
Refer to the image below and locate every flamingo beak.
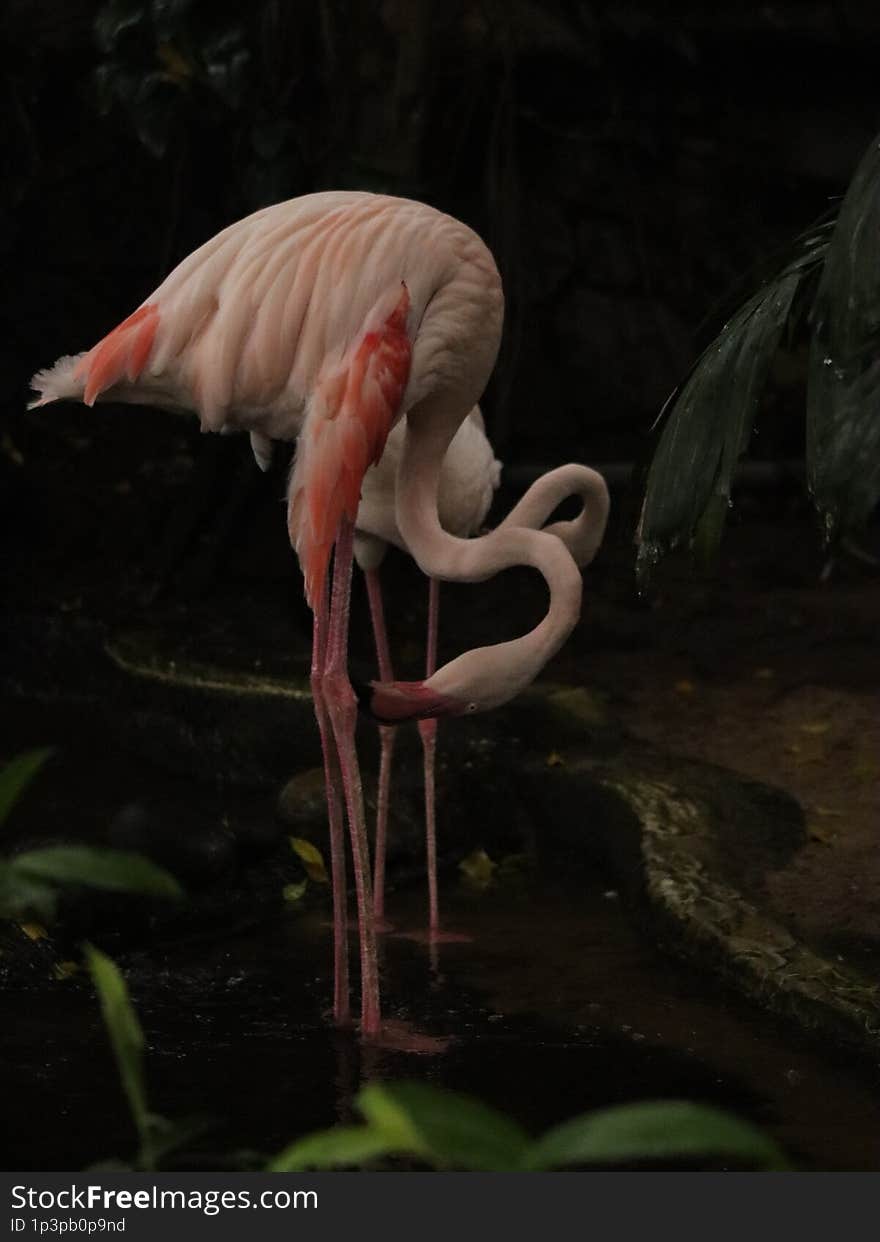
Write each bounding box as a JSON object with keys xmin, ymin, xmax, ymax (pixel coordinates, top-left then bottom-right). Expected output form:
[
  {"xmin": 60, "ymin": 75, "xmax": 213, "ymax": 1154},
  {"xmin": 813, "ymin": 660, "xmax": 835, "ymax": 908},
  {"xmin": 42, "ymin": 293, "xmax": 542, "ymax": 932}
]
[{"xmin": 354, "ymin": 680, "xmax": 460, "ymax": 724}]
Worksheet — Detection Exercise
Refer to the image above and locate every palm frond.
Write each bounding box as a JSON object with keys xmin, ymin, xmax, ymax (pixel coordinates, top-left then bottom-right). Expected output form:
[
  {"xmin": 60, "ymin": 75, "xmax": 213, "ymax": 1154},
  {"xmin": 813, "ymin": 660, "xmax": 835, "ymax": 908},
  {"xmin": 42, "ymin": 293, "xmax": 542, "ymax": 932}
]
[
  {"xmin": 638, "ymin": 253, "xmax": 816, "ymax": 571},
  {"xmin": 807, "ymin": 137, "xmax": 880, "ymax": 537},
  {"xmin": 638, "ymin": 126, "xmax": 880, "ymax": 577}
]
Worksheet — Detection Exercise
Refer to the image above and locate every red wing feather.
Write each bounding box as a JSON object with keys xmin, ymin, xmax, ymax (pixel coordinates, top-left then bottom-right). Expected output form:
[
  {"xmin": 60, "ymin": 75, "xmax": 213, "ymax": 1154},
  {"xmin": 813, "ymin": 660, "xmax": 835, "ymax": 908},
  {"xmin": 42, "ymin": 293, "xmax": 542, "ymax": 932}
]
[
  {"xmin": 74, "ymin": 304, "xmax": 159, "ymax": 406},
  {"xmin": 288, "ymin": 284, "xmax": 412, "ymax": 609}
]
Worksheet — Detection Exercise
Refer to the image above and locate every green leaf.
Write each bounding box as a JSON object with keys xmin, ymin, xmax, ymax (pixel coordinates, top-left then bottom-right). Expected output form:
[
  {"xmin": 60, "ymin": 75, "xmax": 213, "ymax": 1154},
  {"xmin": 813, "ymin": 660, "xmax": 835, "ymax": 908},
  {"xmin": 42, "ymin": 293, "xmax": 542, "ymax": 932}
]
[
  {"xmin": 357, "ymin": 1083, "xmax": 530, "ymax": 1171},
  {"xmin": 289, "ymin": 837, "xmax": 329, "ymax": 884},
  {"xmin": 0, "ymin": 748, "xmax": 54, "ymax": 828},
  {"xmin": 640, "ymin": 272, "xmax": 800, "ymax": 568},
  {"xmin": 807, "ymin": 132, "xmax": 880, "ymax": 537},
  {"xmin": 84, "ymin": 944, "xmax": 154, "ymax": 1168},
  {"xmin": 0, "ymin": 862, "xmax": 57, "ymax": 921},
  {"xmin": 146, "ymin": 1113, "xmax": 213, "ymax": 1165},
  {"xmin": 86, "ymin": 951, "xmax": 202, "ymax": 1170},
  {"xmin": 267, "ymin": 1126, "xmax": 393, "ymax": 1173},
  {"xmin": 282, "ymin": 880, "xmax": 307, "ymax": 904},
  {"xmin": 523, "ymin": 1100, "xmax": 790, "ymax": 1170},
  {"xmin": 13, "ymin": 847, "xmax": 182, "ymax": 899},
  {"xmin": 639, "ymin": 215, "xmax": 831, "ymax": 577},
  {"xmin": 268, "ymin": 1085, "xmax": 530, "ymax": 1171}
]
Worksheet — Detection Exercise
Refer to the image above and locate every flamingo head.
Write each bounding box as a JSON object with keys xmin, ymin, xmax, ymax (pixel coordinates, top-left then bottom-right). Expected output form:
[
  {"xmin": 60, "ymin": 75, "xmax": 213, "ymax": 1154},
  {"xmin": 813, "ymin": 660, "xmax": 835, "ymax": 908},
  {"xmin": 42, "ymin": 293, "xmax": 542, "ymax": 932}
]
[
  {"xmin": 355, "ymin": 646, "xmax": 526, "ymax": 724},
  {"xmin": 355, "ymin": 679, "xmax": 468, "ymax": 724}
]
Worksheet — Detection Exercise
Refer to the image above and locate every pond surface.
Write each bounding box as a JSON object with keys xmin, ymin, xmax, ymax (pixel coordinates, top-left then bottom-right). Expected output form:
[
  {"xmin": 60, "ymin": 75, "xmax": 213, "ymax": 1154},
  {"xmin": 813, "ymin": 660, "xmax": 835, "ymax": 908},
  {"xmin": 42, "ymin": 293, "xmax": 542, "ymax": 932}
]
[{"xmin": 2, "ymin": 724, "xmax": 879, "ymax": 1172}]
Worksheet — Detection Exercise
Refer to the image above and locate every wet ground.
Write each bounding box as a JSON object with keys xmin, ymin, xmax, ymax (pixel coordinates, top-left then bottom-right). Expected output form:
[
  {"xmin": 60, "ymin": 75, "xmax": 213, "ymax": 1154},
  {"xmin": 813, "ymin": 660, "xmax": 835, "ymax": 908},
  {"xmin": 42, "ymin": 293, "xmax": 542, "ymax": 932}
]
[
  {"xmin": 1, "ymin": 720, "xmax": 879, "ymax": 1172},
  {"xmin": 2, "ymin": 405, "xmax": 880, "ymax": 1170},
  {"xmin": 574, "ymin": 524, "xmax": 880, "ymax": 979}
]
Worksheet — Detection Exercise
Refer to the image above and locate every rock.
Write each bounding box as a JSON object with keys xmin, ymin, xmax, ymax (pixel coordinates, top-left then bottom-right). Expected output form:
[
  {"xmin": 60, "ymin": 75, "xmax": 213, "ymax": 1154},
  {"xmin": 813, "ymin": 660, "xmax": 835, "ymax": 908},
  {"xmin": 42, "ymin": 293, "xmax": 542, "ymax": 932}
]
[
  {"xmin": 276, "ymin": 761, "xmax": 425, "ymax": 870},
  {"xmin": 520, "ymin": 742, "xmax": 880, "ymax": 1067},
  {"xmin": 506, "ymin": 682, "xmax": 622, "ymax": 754},
  {"xmin": 276, "ymin": 768, "xmax": 328, "ymax": 837}
]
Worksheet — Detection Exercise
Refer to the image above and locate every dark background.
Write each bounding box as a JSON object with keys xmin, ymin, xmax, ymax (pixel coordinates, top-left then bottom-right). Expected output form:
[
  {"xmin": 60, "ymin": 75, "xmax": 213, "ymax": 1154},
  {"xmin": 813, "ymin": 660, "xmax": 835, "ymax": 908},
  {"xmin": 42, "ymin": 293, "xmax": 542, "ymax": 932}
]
[
  {"xmin": 3, "ymin": 0, "xmax": 880, "ymax": 626},
  {"xmin": 2, "ymin": 5, "xmax": 880, "ymax": 1174},
  {"xmin": 7, "ymin": 2, "xmax": 880, "ymax": 453}
]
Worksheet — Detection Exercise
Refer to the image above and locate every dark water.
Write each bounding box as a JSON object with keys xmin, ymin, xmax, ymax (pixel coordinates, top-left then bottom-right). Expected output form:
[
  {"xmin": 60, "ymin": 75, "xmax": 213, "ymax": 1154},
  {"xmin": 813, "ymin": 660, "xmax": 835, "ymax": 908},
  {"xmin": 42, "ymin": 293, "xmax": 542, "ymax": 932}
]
[{"xmin": 2, "ymin": 733, "xmax": 879, "ymax": 1172}]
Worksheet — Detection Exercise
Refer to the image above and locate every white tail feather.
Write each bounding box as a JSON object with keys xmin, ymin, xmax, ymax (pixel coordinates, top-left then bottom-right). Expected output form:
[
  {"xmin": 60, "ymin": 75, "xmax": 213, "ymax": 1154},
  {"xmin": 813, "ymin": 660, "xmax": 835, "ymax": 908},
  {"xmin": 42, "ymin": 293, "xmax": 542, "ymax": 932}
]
[{"xmin": 27, "ymin": 354, "xmax": 87, "ymax": 409}]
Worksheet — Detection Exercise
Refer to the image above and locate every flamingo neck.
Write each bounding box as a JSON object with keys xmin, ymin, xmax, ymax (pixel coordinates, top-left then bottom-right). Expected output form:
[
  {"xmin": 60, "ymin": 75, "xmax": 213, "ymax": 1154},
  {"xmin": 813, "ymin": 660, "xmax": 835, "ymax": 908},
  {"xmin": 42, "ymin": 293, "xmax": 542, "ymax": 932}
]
[
  {"xmin": 395, "ymin": 404, "xmax": 583, "ymax": 709},
  {"xmin": 499, "ymin": 463, "xmax": 611, "ymax": 568}
]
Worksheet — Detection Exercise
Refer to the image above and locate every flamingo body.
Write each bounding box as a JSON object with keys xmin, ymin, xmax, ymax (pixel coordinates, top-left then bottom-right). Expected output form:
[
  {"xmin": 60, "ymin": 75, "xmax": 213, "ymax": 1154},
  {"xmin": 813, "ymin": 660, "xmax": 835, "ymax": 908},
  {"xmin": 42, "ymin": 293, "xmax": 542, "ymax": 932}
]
[
  {"xmin": 355, "ymin": 406, "xmax": 500, "ymax": 566},
  {"xmin": 29, "ymin": 190, "xmax": 609, "ymax": 1036},
  {"xmin": 31, "ymin": 191, "xmax": 502, "ymax": 613},
  {"xmin": 30, "ymin": 192, "xmax": 496, "ymax": 434}
]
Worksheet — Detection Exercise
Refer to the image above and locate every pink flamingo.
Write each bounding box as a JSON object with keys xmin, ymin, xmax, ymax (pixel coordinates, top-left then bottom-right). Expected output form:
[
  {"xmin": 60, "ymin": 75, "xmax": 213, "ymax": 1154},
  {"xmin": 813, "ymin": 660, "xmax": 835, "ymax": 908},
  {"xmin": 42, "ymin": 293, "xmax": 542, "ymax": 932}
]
[
  {"xmin": 355, "ymin": 408, "xmax": 501, "ymax": 937},
  {"xmin": 246, "ymin": 405, "xmax": 502, "ymax": 938},
  {"xmin": 29, "ymin": 191, "xmax": 608, "ymax": 1039}
]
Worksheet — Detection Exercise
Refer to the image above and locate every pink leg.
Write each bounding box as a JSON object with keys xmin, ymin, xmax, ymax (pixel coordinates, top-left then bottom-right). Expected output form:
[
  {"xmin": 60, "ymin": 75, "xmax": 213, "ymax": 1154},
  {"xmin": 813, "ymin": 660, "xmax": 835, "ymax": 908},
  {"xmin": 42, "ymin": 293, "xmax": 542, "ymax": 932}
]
[
  {"xmin": 364, "ymin": 567, "xmax": 396, "ymax": 925},
  {"xmin": 310, "ymin": 580, "xmax": 350, "ymax": 1026},
  {"xmin": 323, "ymin": 517, "xmax": 381, "ymax": 1037},
  {"xmin": 418, "ymin": 577, "xmax": 441, "ymax": 935}
]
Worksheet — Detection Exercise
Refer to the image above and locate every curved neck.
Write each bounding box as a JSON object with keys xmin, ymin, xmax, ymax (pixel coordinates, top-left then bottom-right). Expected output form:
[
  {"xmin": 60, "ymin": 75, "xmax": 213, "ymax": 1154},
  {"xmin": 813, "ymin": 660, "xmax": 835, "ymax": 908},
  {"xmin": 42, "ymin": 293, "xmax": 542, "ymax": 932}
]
[
  {"xmin": 396, "ymin": 405, "xmax": 583, "ymax": 707},
  {"xmin": 499, "ymin": 463, "xmax": 610, "ymax": 568}
]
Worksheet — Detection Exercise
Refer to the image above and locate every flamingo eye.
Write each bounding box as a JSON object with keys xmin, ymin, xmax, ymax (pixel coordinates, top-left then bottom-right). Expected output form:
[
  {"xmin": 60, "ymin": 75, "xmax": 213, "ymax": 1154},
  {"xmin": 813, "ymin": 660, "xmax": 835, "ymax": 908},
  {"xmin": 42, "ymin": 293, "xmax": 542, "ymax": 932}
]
[{"xmin": 466, "ymin": 702, "xmax": 478, "ymax": 713}]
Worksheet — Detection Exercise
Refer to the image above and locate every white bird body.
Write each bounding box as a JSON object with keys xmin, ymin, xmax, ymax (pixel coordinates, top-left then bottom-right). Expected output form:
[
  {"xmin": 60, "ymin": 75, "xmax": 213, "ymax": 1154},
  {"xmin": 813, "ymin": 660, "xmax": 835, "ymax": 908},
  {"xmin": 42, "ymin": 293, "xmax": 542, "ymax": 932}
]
[{"xmin": 354, "ymin": 406, "xmax": 501, "ymax": 570}]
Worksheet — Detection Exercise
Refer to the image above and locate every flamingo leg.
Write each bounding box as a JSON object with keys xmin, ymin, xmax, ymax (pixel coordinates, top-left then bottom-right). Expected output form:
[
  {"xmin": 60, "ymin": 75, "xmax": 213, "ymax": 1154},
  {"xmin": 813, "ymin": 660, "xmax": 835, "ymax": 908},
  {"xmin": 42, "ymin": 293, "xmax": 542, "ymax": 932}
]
[
  {"xmin": 323, "ymin": 516, "xmax": 381, "ymax": 1036},
  {"xmin": 417, "ymin": 577, "xmax": 441, "ymax": 935},
  {"xmin": 309, "ymin": 579, "xmax": 350, "ymax": 1026},
  {"xmin": 363, "ymin": 567, "xmax": 396, "ymax": 925}
]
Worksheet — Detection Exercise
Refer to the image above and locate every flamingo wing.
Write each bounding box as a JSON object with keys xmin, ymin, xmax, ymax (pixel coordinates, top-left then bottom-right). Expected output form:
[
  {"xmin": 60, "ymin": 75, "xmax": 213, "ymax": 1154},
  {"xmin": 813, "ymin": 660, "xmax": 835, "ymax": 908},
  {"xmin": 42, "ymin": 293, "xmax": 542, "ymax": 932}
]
[{"xmin": 288, "ymin": 283, "xmax": 412, "ymax": 609}]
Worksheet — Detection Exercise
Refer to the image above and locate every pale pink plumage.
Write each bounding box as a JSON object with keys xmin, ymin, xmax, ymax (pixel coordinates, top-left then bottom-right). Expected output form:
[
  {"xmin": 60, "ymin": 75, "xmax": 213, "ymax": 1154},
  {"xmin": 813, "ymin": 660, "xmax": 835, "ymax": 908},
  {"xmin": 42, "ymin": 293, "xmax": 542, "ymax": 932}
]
[
  {"xmin": 354, "ymin": 406, "xmax": 500, "ymax": 567},
  {"xmin": 29, "ymin": 190, "xmax": 608, "ymax": 1038},
  {"xmin": 30, "ymin": 192, "xmax": 498, "ymax": 615},
  {"xmin": 354, "ymin": 407, "xmax": 502, "ymax": 934}
]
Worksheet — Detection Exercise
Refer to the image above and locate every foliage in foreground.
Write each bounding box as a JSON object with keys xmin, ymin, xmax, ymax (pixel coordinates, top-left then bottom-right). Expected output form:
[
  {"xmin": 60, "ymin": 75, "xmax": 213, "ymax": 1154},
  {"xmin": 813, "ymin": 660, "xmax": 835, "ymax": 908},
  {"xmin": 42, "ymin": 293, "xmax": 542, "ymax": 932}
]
[
  {"xmin": 0, "ymin": 749, "xmax": 183, "ymax": 921},
  {"xmin": 0, "ymin": 748, "xmax": 191, "ymax": 1167},
  {"xmin": 268, "ymin": 1081, "xmax": 789, "ymax": 1173},
  {"xmin": 86, "ymin": 945, "xmax": 209, "ymax": 1171},
  {"xmin": 87, "ymin": 944, "xmax": 789, "ymax": 1173},
  {"xmin": 640, "ymin": 128, "xmax": 880, "ymax": 572},
  {"xmin": 2, "ymin": 747, "xmax": 790, "ymax": 1172}
]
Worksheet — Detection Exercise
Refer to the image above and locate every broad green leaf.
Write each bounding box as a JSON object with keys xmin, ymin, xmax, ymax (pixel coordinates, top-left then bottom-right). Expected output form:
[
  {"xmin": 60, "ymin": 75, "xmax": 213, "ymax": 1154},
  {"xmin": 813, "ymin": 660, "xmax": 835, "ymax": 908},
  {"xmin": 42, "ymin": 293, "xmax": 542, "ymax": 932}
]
[
  {"xmin": 357, "ymin": 1082, "xmax": 529, "ymax": 1171},
  {"xmin": 267, "ymin": 1126, "xmax": 393, "ymax": 1173},
  {"xmin": 84, "ymin": 944, "xmax": 153, "ymax": 1167},
  {"xmin": 13, "ymin": 847, "xmax": 182, "ymax": 899},
  {"xmin": 523, "ymin": 1100, "xmax": 789, "ymax": 1171},
  {"xmin": 0, "ymin": 862, "xmax": 56, "ymax": 921},
  {"xmin": 0, "ymin": 749, "xmax": 54, "ymax": 828},
  {"xmin": 356, "ymin": 1084, "xmax": 426, "ymax": 1153},
  {"xmin": 807, "ymin": 132, "xmax": 880, "ymax": 537}
]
